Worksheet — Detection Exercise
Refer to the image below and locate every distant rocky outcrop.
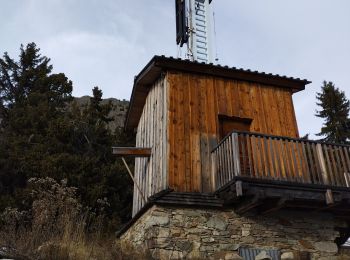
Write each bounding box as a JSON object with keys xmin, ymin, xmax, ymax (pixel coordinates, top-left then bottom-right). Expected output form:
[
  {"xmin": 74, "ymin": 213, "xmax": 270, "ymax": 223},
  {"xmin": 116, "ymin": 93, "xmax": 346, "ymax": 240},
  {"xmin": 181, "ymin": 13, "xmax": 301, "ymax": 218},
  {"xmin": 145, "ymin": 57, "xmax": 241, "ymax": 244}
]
[{"xmin": 74, "ymin": 96, "xmax": 129, "ymax": 131}]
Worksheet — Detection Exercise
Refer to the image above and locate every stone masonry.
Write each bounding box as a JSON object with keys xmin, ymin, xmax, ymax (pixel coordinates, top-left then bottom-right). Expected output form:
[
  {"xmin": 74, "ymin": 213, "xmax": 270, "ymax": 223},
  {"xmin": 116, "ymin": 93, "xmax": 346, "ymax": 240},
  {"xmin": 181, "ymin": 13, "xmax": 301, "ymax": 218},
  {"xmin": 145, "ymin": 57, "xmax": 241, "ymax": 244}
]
[{"xmin": 120, "ymin": 205, "xmax": 350, "ymax": 260}]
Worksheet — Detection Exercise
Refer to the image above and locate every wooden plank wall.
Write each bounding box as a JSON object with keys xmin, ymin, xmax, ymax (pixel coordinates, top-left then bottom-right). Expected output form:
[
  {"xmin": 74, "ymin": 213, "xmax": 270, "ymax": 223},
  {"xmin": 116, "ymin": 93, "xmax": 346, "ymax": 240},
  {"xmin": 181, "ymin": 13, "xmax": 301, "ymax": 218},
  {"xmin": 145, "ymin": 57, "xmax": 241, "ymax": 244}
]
[
  {"xmin": 166, "ymin": 71, "xmax": 300, "ymax": 193},
  {"xmin": 132, "ymin": 76, "xmax": 168, "ymax": 216}
]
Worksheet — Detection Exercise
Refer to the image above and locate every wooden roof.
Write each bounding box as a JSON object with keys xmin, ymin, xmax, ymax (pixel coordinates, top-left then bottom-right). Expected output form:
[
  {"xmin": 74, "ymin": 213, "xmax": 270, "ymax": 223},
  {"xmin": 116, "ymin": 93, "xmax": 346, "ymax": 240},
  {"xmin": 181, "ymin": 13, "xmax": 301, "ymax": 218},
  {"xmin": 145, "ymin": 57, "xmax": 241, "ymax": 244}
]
[{"xmin": 125, "ymin": 55, "xmax": 311, "ymax": 130}]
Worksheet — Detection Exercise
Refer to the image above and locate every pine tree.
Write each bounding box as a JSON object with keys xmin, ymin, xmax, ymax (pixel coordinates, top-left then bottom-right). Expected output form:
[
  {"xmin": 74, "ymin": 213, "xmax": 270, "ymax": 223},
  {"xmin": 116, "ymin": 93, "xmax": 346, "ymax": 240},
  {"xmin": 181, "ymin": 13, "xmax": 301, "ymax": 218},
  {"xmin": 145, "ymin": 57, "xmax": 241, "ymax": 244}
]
[
  {"xmin": 0, "ymin": 43, "xmax": 134, "ymax": 225},
  {"xmin": 315, "ymin": 81, "xmax": 350, "ymax": 144}
]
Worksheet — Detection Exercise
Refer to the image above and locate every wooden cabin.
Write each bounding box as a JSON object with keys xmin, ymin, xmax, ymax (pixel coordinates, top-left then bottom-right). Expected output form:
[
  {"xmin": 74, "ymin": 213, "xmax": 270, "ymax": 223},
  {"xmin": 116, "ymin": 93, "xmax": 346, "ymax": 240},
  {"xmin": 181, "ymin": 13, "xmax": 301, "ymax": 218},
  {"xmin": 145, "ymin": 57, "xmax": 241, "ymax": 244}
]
[{"xmin": 117, "ymin": 56, "xmax": 350, "ymax": 219}]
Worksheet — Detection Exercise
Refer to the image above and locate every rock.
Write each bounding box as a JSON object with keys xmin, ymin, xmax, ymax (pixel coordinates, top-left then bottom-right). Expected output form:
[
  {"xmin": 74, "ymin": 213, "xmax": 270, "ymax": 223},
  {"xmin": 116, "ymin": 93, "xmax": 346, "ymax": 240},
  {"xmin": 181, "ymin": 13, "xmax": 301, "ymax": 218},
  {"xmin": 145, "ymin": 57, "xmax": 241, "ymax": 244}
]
[
  {"xmin": 281, "ymin": 252, "xmax": 294, "ymax": 260},
  {"xmin": 219, "ymin": 244, "xmax": 240, "ymax": 251},
  {"xmin": 242, "ymin": 228, "xmax": 250, "ymax": 237},
  {"xmin": 314, "ymin": 242, "xmax": 338, "ymax": 253},
  {"xmin": 255, "ymin": 251, "xmax": 272, "ymax": 260},
  {"xmin": 175, "ymin": 241, "xmax": 193, "ymax": 252},
  {"xmin": 157, "ymin": 249, "xmax": 183, "ymax": 259},
  {"xmin": 206, "ymin": 216, "xmax": 228, "ymax": 231},
  {"xmin": 317, "ymin": 257, "xmax": 338, "ymax": 260},
  {"xmin": 298, "ymin": 240, "xmax": 314, "ymax": 250},
  {"xmin": 146, "ymin": 215, "xmax": 169, "ymax": 227},
  {"xmin": 158, "ymin": 228, "xmax": 170, "ymax": 237}
]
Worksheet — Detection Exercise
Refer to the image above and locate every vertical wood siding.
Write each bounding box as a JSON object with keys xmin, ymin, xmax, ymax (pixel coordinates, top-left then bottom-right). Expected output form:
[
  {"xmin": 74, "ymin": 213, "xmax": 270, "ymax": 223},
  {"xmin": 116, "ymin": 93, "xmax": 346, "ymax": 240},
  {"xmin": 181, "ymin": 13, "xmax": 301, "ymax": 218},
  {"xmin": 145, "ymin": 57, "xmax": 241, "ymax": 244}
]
[
  {"xmin": 166, "ymin": 71, "xmax": 300, "ymax": 193},
  {"xmin": 132, "ymin": 76, "xmax": 168, "ymax": 216}
]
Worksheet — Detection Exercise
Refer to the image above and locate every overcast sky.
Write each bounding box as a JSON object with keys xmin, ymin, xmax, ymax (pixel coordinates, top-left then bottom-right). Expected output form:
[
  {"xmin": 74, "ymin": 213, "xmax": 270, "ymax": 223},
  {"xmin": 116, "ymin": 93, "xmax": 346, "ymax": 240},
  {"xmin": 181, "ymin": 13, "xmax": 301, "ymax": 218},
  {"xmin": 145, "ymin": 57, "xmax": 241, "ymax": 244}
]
[{"xmin": 1, "ymin": 0, "xmax": 349, "ymax": 138}]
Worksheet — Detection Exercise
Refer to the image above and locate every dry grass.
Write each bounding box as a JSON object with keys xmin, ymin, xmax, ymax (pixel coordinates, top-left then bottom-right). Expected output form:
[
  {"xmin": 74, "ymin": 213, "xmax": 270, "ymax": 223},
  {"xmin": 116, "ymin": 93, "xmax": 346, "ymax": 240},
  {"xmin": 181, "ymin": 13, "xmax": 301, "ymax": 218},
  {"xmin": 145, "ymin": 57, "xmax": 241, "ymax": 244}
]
[{"xmin": 0, "ymin": 178, "xmax": 148, "ymax": 260}]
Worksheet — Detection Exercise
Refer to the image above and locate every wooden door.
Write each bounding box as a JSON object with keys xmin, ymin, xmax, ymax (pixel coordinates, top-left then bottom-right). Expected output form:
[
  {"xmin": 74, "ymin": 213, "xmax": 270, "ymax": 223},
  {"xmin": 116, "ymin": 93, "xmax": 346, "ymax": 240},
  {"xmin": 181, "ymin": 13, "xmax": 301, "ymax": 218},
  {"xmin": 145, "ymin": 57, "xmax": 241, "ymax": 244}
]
[
  {"xmin": 219, "ymin": 115, "xmax": 253, "ymax": 176},
  {"xmin": 219, "ymin": 115, "xmax": 252, "ymax": 139}
]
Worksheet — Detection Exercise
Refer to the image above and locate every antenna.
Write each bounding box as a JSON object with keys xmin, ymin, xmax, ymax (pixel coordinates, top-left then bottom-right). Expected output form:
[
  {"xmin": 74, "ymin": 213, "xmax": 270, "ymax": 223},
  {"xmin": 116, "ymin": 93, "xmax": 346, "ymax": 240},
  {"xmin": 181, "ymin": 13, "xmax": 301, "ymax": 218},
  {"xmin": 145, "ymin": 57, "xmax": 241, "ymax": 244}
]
[{"xmin": 175, "ymin": 0, "xmax": 214, "ymax": 63}]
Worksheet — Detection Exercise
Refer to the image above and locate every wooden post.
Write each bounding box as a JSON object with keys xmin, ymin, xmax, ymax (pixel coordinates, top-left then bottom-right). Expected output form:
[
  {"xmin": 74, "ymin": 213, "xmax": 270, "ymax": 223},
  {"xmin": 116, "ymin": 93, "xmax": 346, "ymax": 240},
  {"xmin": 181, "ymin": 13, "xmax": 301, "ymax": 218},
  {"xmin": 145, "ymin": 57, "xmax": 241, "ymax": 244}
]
[
  {"xmin": 232, "ymin": 133, "xmax": 241, "ymax": 176},
  {"xmin": 236, "ymin": 181, "xmax": 243, "ymax": 197},
  {"xmin": 316, "ymin": 144, "xmax": 329, "ymax": 185},
  {"xmin": 325, "ymin": 189, "xmax": 334, "ymax": 205},
  {"xmin": 211, "ymin": 152, "xmax": 217, "ymax": 191},
  {"xmin": 344, "ymin": 172, "xmax": 350, "ymax": 187}
]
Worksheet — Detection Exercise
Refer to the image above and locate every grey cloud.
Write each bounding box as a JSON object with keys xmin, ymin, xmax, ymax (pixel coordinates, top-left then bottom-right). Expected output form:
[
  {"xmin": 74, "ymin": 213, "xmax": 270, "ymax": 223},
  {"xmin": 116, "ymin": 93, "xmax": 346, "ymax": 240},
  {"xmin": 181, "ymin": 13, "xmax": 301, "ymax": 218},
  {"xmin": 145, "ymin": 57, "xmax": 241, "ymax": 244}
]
[{"xmin": 0, "ymin": 0, "xmax": 349, "ymax": 138}]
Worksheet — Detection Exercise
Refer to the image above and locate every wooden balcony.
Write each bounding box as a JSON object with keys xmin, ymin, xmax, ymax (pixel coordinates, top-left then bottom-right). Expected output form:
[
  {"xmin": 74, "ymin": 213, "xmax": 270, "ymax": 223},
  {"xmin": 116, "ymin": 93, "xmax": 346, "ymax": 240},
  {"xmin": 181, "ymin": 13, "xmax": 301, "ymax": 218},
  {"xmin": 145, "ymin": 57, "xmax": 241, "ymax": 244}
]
[{"xmin": 211, "ymin": 131, "xmax": 350, "ymax": 216}]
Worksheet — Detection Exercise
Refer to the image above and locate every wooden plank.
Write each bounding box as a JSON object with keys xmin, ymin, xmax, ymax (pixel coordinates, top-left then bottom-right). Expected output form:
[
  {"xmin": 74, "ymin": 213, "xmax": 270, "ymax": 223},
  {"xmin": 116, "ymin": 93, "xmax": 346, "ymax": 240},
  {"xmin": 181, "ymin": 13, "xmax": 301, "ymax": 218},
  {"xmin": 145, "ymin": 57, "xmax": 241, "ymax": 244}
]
[
  {"xmin": 293, "ymin": 141, "xmax": 304, "ymax": 183},
  {"xmin": 312, "ymin": 142, "xmax": 323, "ymax": 184},
  {"xmin": 232, "ymin": 133, "xmax": 241, "ymax": 176},
  {"xmin": 211, "ymin": 152, "xmax": 217, "ymax": 190},
  {"xmin": 316, "ymin": 143, "xmax": 329, "ymax": 185},
  {"xmin": 163, "ymin": 74, "xmax": 169, "ymax": 190},
  {"xmin": 255, "ymin": 84, "xmax": 269, "ymax": 134},
  {"xmin": 328, "ymin": 145, "xmax": 341, "ymax": 186},
  {"xmin": 290, "ymin": 141, "xmax": 300, "ymax": 182},
  {"xmin": 246, "ymin": 134, "xmax": 254, "ymax": 177},
  {"xmin": 325, "ymin": 189, "xmax": 334, "ymax": 205},
  {"xmin": 272, "ymin": 138, "xmax": 282, "ymax": 180},
  {"xmin": 176, "ymin": 74, "xmax": 185, "ymax": 191},
  {"xmin": 342, "ymin": 147, "xmax": 350, "ymax": 180},
  {"xmin": 167, "ymin": 73, "xmax": 176, "ymax": 190},
  {"xmin": 271, "ymin": 138, "xmax": 281, "ymax": 179},
  {"xmin": 146, "ymin": 86, "xmax": 152, "ymax": 199},
  {"xmin": 217, "ymin": 148, "xmax": 222, "ymax": 188},
  {"xmin": 260, "ymin": 87, "xmax": 275, "ymax": 134},
  {"xmin": 240, "ymin": 134, "xmax": 248, "ymax": 176},
  {"xmin": 224, "ymin": 135, "xmax": 234, "ymax": 180},
  {"xmin": 256, "ymin": 136, "xmax": 267, "ymax": 178},
  {"xmin": 236, "ymin": 181, "xmax": 243, "ymax": 196},
  {"xmin": 300, "ymin": 141, "xmax": 311, "ymax": 183},
  {"xmin": 183, "ymin": 74, "xmax": 192, "ymax": 191},
  {"xmin": 230, "ymin": 80, "xmax": 240, "ymax": 117},
  {"xmin": 267, "ymin": 87, "xmax": 282, "ymax": 135},
  {"xmin": 199, "ymin": 76, "xmax": 211, "ymax": 192},
  {"xmin": 217, "ymin": 78, "xmax": 227, "ymax": 115},
  {"xmin": 191, "ymin": 74, "xmax": 201, "ymax": 192},
  {"xmin": 280, "ymin": 139, "xmax": 292, "ymax": 181},
  {"xmin": 339, "ymin": 146, "xmax": 349, "ymax": 179},
  {"xmin": 112, "ymin": 147, "xmax": 152, "ymax": 157},
  {"xmin": 238, "ymin": 81, "xmax": 252, "ymax": 119},
  {"xmin": 334, "ymin": 146, "xmax": 346, "ymax": 187},
  {"xmin": 324, "ymin": 145, "xmax": 336, "ymax": 186},
  {"xmin": 247, "ymin": 83, "xmax": 262, "ymax": 133},
  {"xmin": 287, "ymin": 91, "xmax": 300, "ymax": 137},
  {"xmin": 306, "ymin": 142, "xmax": 317, "ymax": 184},
  {"xmin": 250, "ymin": 135, "xmax": 259, "ymax": 178},
  {"xmin": 273, "ymin": 89, "xmax": 287, "ymax": 136},
  {"xmin": 268, "ymin": 137, "xmax": 278, "ymax": 180},
  {"xmin": 224, "ymin": 79, "xmax": 233, "ymax": 116},
  {"xmin": 263, "ymin": 136, "xmax": 272, "ymax": 179}
]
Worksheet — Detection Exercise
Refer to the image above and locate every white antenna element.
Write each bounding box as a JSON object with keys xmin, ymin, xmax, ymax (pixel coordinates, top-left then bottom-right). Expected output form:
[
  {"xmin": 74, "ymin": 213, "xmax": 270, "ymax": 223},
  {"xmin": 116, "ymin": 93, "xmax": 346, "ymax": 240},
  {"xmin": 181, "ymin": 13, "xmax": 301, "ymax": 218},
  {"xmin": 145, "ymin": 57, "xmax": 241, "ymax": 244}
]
[{"xmin": 186, "ymin": 0, "xmax": 214, "ymax": 63}]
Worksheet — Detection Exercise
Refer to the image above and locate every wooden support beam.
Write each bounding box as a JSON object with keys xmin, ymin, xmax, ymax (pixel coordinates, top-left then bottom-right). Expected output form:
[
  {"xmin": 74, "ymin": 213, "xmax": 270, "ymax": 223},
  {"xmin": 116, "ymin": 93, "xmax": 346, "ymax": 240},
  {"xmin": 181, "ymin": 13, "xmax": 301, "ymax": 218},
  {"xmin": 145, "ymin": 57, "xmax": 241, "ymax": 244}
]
[
  {"xmin": 121, "ymin": 157, "xmax": 147, "ymax": 204},
  {"xmin": 112, "ymin": 147, "xmax": 152, "ymax": 157},
  {"xmin": 236, "ymin": 181, "xmax": 243, "ymax": 197},
  {"xmin": 326, "ymin": 189, "xmax": 334, "ymax": 205},
  {"xmin": 259, "ymin": 197, "xmax": 288, "ymax": 215},
  {"xmin": 235, "ymin": 193, "xmax": 263, "ymax": 214}
]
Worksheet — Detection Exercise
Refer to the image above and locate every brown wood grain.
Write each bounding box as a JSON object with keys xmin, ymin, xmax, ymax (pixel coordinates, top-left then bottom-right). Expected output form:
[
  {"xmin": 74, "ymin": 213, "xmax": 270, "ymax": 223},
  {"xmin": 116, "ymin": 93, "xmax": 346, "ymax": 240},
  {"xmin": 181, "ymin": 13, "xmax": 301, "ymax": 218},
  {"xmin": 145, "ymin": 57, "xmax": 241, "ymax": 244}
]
[{"xmin": 165, "ymin": 71, "xmax": 301, "ymax": 192}]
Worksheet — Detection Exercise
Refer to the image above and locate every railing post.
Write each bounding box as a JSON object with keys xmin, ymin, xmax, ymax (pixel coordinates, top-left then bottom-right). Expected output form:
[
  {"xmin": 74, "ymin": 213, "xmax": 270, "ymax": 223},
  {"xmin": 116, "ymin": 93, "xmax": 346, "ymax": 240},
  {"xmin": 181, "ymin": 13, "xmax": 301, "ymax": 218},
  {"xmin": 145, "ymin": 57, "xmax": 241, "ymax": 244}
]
[
  {"xmin": 211, "ymin": 152, "xmax": 217, "ymax": 191},
  {"xmin": 232, "ymin": 133, "xmax": 241, "ymax": 177},
  {"xmin": 316, "ymin": 143, "xmax": 329, "ymax": 185}
]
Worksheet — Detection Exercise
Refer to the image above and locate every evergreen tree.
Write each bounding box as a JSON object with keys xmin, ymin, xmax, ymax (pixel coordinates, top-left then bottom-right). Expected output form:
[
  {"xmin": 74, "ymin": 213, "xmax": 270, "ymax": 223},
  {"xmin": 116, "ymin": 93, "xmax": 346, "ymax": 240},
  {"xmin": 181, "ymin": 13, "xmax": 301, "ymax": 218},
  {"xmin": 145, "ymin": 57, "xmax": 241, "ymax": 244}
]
[
  {"xmin": 315, "ymin": 81, "xmax": 350, "ymax": 143},
  {"xmin": 0, "ymin": 43, "xmax": 134, "ymax": 225}
]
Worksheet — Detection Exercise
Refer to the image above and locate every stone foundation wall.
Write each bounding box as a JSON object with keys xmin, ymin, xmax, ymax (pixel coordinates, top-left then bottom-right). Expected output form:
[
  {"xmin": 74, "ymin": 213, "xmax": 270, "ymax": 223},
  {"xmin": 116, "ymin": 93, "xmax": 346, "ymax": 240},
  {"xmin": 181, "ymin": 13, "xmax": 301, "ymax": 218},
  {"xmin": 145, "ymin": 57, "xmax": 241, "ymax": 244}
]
[{"xmin": 120, "ymin": 205, "xmax": 349, "ymax": 260}]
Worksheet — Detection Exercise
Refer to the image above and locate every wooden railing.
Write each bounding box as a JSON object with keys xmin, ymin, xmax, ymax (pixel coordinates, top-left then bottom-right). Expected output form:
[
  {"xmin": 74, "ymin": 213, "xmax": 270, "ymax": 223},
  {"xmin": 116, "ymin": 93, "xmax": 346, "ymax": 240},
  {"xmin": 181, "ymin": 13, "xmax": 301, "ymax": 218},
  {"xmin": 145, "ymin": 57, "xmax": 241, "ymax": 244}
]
[{"xmin": 211, "ymin": 131, "xmax": 350, "ymax": 190}]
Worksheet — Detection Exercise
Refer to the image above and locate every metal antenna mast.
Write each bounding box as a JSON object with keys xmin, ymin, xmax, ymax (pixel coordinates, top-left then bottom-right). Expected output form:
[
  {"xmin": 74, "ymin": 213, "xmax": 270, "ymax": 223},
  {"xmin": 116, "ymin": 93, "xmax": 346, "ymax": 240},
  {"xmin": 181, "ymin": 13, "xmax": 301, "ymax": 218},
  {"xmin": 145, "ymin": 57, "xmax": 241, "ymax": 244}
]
[{"xmin": 175, "ymin": 0, "xmax": 214, "ymax": 63}]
